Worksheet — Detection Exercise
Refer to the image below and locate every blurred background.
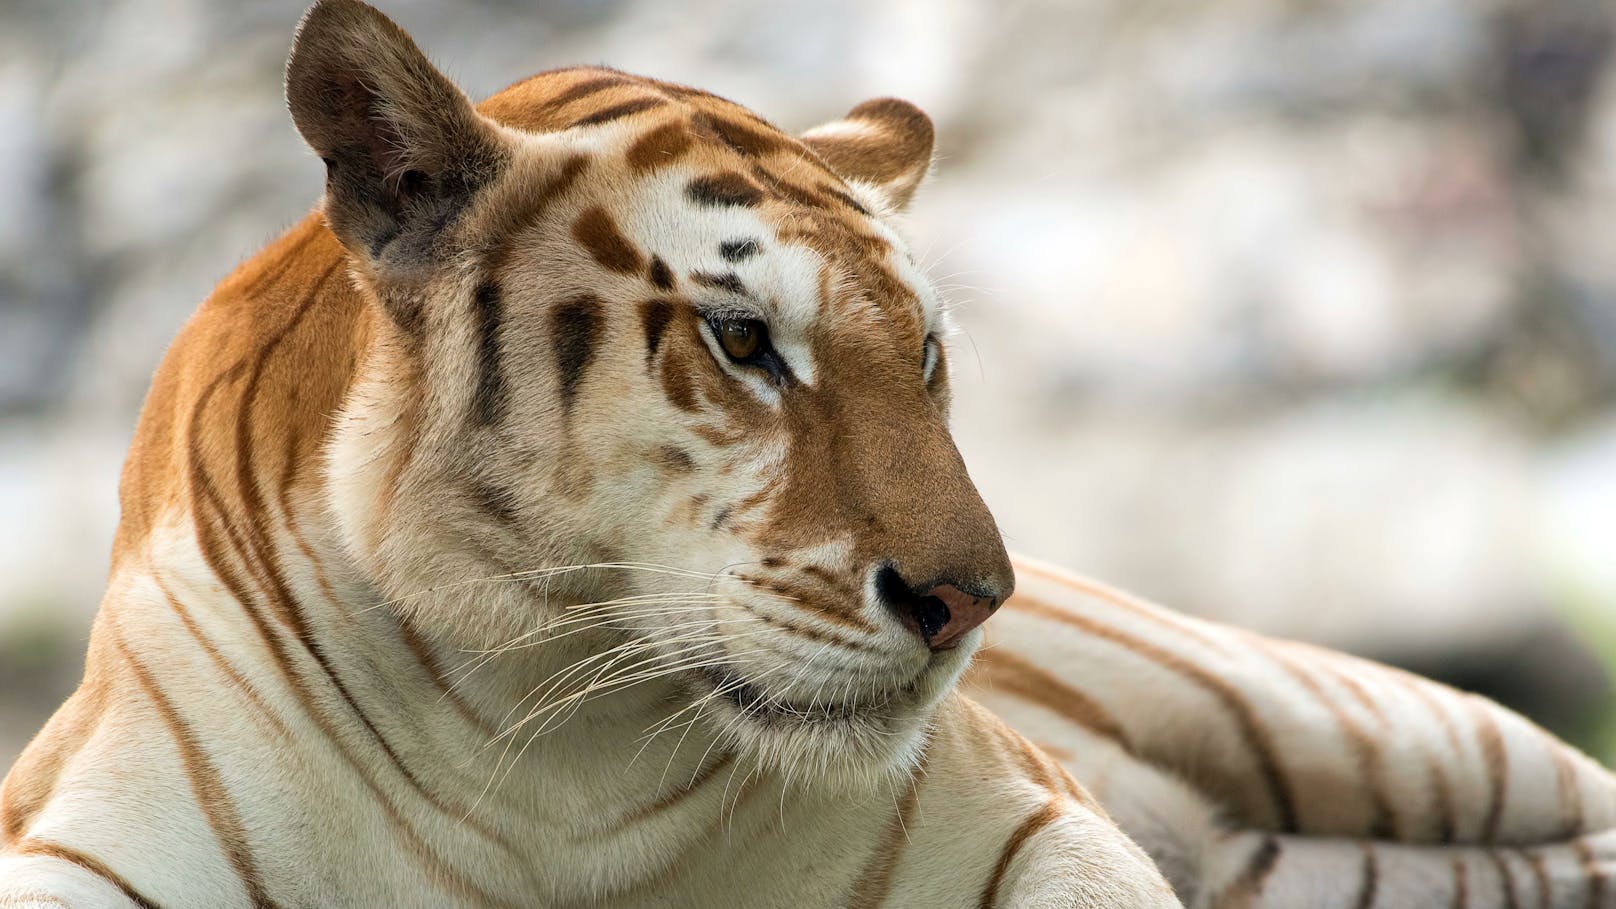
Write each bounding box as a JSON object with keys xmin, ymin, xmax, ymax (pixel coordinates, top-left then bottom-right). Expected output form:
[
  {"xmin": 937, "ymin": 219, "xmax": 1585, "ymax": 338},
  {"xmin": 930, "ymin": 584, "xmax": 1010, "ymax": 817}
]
[{"xmin": 3, "ymin": 0, "xmax": 1616, "ymax": 769}]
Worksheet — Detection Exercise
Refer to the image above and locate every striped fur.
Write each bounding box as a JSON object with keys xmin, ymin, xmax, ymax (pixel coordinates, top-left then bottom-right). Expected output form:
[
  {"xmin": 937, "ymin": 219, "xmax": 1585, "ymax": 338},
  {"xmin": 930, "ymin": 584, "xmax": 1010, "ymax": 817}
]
[
  {"xmin": 966, "ymin": 557, "xmax": 1616, "ymax": 907},
  {"xmin": 0, "ymin": 1, "xmax": 1171, "ymax": 906},
  {"xmin": 1, "ymin": 1, "xmax": 1609, "ymax": 906}
]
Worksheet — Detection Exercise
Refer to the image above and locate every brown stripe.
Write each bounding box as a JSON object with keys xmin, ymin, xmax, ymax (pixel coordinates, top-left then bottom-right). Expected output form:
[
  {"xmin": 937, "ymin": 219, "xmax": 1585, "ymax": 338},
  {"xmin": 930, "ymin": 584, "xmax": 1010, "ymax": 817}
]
[
  {"xmin": 183, "ymin": 264, "xmax": 508, "ymax": 856},
  {"xmin": 551, "ymin": 294, "xmax": 604, "ymax": 409},
  {"xmin": 976, "ymin": 799, "xmax": 1062, "ymax": 909},
  {"xmin": 627, "ymin": 121, "xmax": 694, "ymax": 172},
  {"xmin": 738, "ymin": 574, "xmax": 878, "ymax": 635},
  {"xmin": 1211, "ymin": 836, "xmax": 1282, "ymax": 909},
  {"xmin": 227, "ymin": 263, "xmax": 480, "ymax": 829},
  {"xmin": 1015, "ymin": 594, "xmax": 1299, "ymax": 832},
  {"xmin": 687, "ymin": 172, "xmax": 764, "ymax": 208},
  {"xmin": 1270, "ymin": 648, "xmax": 1395, "ymax": 838},
  {"xmin": 572, "ymin": 206, "xmax": 645, "ymax": 275},
  {"xmin": 619, "ymin": 752, "xmax": 735, "ymax": 826},
  {"xmin": 973, "ymin": 649, "xmax": 1133, "ymax": 754},
  {"xmin": 1471, "ymin": 697, "xmax": 1511, "ymax": 843},
  {"xmin": 1400, "ymin": 677, "xmax": 1463, "ymax": 841},
  {"xmin": 1573, "ymin": 838, "xmax": 1604, "ymax": 908},
  {"xmin": 1012, "ymin": 560, "xmax": 1235, "ymax": 655},
  {"xmin": 1354, "ymin": 842, "xmax": 1379, "ymax": 909},
  {"xmin": 14, "ymin": 839, "xmax": 162, "ymax": 909},
  {"xmin": 647, "ymin": 256, "xmax": 676, "ymax": 290},
  {"xmin": 1451, "ymin": 856, "xmax": 1470, "ymax": 909},
  {"xmin": 1553, "ymin": 745, "xmax": 1586, "ymax": 839},
  {"xmin": 1522, "ymin": 850, "xmax": 1552, "ymax": 909},
  {"xmin": 691, "ymin": 112, "xmax": 786, "ymax": 157},
  {"xmin": 846, "ymin": 750, "xmax": 929, "ymax": 909},
  {"xmin": 485, "ymin": 154, "xmax": 590, "ymax": 274},
  {"xmin": 640, "ymin": 298, "xmax": 675, "ymax": 366},
  {"xmin": 152, "ymin": 578, "xmax": 292, "ymax": 743},
  {"xmin": 572, "ymin": 96, "xmax": 666, "ymax": 128},
  {"xmin": 1492, "ymin": 852, "xmax": 1521, "ymax": 909},
  {"xmin": 545, "ymin": 75, "xmax": 630, "ymax": 109},
  {"xmin": 112, "ymin": 630, "xmax": 276, "ymax": 908},
  {"xmin": 470, "ymin": 282, "xmax": 508, "ymax": 425}
]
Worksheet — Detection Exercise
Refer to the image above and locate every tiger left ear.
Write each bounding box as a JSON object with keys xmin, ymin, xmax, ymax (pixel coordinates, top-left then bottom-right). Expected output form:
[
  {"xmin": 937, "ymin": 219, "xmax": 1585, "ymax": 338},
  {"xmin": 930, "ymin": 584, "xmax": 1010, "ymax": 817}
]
[{"xmin": 801, "ymin": 98, "xmax": 935, "ymax": 213}]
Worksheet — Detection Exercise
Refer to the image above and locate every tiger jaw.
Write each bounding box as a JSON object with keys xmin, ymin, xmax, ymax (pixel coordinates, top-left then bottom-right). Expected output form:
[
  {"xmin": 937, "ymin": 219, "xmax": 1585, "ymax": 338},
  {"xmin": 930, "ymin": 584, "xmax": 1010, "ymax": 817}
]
[{"xmin": 682, "ymin": 633, "xmax": 974, "ymax": 780}]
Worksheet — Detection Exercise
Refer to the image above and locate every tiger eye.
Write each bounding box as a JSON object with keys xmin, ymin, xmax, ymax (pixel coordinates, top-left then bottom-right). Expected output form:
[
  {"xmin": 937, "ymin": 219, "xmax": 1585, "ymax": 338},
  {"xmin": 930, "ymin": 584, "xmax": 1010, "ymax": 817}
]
[{"xmin": 717, "ymin": 319, "xmax": 763, "ymax": 360}]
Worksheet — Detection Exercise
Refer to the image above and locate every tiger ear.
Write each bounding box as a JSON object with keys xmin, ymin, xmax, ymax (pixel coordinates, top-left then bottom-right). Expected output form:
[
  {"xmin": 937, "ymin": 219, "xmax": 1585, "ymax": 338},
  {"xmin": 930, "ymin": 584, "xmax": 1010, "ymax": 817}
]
[
  {"xmin": 285, "ymin": 0, "xmax": 507, "ymax": 272},
  {"xmin": 801, "ymin": 98, "xmax": 935, "ymax": 213}
]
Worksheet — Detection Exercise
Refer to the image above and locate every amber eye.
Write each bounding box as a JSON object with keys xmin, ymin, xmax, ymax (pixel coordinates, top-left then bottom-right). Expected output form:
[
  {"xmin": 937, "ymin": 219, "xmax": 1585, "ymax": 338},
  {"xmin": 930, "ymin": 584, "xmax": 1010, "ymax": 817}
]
[{"xmin": 715, "ymin": 318, "xmax": 765, "ymax": 361}]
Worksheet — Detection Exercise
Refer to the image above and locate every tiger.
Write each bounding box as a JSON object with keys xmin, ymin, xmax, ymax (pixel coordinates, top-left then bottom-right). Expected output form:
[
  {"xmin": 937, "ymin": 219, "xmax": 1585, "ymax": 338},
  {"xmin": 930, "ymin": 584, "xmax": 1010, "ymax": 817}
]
[{"xmin": 0, "ymin": 0, "xmax": 1610, "ymax": 907}]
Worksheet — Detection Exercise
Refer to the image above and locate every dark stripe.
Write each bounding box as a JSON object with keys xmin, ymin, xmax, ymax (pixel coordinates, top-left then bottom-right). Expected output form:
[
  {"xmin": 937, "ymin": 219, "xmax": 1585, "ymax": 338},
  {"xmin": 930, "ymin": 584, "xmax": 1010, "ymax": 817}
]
[
  {"xmin": 1211, "ymin": 836, "xmax": 1282, "ymax": 908},
  {"xmin": 469, "ymin": 480, "xmax": 520, "ymax": 524},
  {"xmin": 15, "ymin": 839, "xmax": 162, "ymax": 909},
  {"xmin": 846, "ymin": 750, "xmax": 929, "ymax": 909},
  {"xmin": 187, "ymin": 263, "xmax": 511, "ymax": 856},
  {"xmin": 1270, "ymin": 650, "xmax": 1395, "ymax": 838},
  {"xmin": 154, "ymin": 581, "xmax": 290, "ymax": 742},
  {"xmin": 977, "ymin": 799, "xmax": 1062, "ymax": 909},
  {"xmin": 690, "ymin": 271, "xmax": 746, "ymax": 295},
  {"xmin": 486, "ymin": 154, "xmax": 590, "ymax": 274},
  {"xmin": 113, "ymin": 631, "xmax": 277, "ymax": 908},
  {"xmin": 572, "ymin": 206, "xmax": 644, "ymax": 274},
  {"xmin": 648, "ymin": 255, "xmax": 675, "ymax": 290},
  {"xmin": 471, "ymin": 282, "xmax": 507, "ymax": 425},
  {"xmin": 1452, "ymin": 856, "xmax": 1470, "ymax": 909},
  {"xmin": 546, "ymin": 75, "xmax": 630, "ymax": 109},
  {"xmin": 572, "ymin": 96, "xmax": 665, "ymax": 128},
  {"xmin": 691, "ymin": 112, "xmax": 786, "ymax": 156},
  {"xmin": 551, "ymin": 295, "xmax": 604, "ymax": 408},
  {"xmin": 976, "ymin": 650, "xmax": 1133, "ymax": 753},
  {"xmin": 639, "ymin": 298, "xmax": 675, "ymax": 366},
  {"xmin": 653, "ymin": 445, "xmax": 695, "ymax": 473},
  {"xmin": 720, "ymin": 239, "xmax": 760, "ymax": 262},
  {"xmin": 617, "ymin": 752, "xmax": 734, "ymax": 826},
  {"xmin": 627, "ymin": 121, "xmax": 694, "ymax": 172},
  {"xmin": 824, "ymin": 187, "xmax": 874, "ymax": 216},
  {"xmin": 1353, "ymin": 842, "xmax": 1379, "ymax": 909},
  {"xmin": 1493, "ymin": 852, "xmax": 1521, "ymax": 909},
  {"xmin": 1016, "ymin": 594, "xmax": 1299, "ymax": 832},
  {"xmin": 1522, "ymin": 850, "xmax": 1552, "ymax": 909},
  {"xmin": 1574, "ymin": 839, "xmax": 1604, "ymax": 908},
  {"xmin": 1472, "ymin": 697, "xmax": 1511, "ymax": 843},
  {"xmin": 687, "ymin": 172, "xmax": 764, "ymax": 208},
  {"xmin": 1553, "ymin": 746, "xmax": 1585, "ymax": 838}
]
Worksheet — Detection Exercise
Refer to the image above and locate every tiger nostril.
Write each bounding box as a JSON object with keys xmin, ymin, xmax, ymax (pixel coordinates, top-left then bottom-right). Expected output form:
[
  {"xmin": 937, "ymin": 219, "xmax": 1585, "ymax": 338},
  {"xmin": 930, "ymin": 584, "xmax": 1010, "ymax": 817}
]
[
  {"xmin": 911, "ymin": 596, "xmax": 951, "ymax": 640},
  {"xmin": 875, "ymin": 565, "xmax": 998, "ymax": 650}
]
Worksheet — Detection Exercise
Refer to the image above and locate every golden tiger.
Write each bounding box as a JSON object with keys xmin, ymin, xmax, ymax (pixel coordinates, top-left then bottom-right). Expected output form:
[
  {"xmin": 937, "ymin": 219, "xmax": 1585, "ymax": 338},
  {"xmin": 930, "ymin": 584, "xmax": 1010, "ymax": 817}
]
[{"xmin": 0, "ymin": 1, "xmax": 1612, "ymax": 907}]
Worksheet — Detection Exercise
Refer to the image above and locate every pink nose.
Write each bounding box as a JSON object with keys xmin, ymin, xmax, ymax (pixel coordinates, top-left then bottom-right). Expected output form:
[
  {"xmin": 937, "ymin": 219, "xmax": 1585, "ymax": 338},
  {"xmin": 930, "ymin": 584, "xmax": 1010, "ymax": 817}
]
[
  {"xmin": 876, "ymin": 565, "xmax": 1004, "ymax": 651},
  {"xmin": 916, "ymin": 583, "xmax": 999, "ymax": 650}
]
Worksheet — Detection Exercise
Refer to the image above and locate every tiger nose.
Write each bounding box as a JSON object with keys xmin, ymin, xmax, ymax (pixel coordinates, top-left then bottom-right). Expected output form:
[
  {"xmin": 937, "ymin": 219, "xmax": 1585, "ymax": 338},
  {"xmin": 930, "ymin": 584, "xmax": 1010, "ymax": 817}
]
[{"xmin": 875, "ymin": 567, "xmax": 1004, "ymax": 651}]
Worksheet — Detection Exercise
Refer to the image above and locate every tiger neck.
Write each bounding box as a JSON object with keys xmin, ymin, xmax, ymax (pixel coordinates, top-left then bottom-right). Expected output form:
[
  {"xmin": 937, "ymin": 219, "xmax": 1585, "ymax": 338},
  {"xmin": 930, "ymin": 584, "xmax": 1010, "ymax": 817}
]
[{"xmin": 110, "ymin": 215, "xmax": 760, "ymax": 850}]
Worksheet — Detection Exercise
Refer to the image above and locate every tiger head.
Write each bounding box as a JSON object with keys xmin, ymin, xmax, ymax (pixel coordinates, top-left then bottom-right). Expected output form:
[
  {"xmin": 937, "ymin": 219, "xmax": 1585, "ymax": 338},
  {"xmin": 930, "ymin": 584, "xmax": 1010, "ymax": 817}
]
[{"xmin": 292, "ymin": 0, "xmax": 1014, "ymax": 785}]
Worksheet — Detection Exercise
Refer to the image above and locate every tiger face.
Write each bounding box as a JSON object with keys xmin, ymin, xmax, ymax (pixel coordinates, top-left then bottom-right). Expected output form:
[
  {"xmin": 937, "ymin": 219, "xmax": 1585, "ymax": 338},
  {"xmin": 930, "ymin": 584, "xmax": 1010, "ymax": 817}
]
[{"xmin": 294, "ymin": 0, "xmax": 1013, "ymax": 784}]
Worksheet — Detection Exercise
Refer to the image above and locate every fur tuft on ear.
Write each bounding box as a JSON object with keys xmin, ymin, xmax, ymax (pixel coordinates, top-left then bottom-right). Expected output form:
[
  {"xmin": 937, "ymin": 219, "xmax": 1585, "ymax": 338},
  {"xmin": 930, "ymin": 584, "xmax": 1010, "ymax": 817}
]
[
  {"xmin": 285, "ymin": 0, "xmax": 507, "ymax": 269},
  {"xmin": 801, "ymin": 98, "xmax": 935, "ymax": 212}
]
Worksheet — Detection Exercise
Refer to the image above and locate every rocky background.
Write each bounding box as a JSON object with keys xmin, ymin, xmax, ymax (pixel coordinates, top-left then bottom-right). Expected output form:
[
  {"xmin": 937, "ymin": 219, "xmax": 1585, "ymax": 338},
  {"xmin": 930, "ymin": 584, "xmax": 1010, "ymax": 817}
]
[{"xmin": 3, "ymin": 0, "xmax": 1616, "ymax": 767}]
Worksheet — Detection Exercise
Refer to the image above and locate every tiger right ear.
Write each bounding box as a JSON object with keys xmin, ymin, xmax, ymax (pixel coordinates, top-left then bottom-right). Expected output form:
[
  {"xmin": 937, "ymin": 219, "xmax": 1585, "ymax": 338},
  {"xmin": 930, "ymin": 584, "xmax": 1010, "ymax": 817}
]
[
  {"xmin": 285, "ymin": 0, "xmax": 507, "ymax": 274},
  {"xmin": 801, "ymin": 98, "xmax": 935, "ymax": 213}
]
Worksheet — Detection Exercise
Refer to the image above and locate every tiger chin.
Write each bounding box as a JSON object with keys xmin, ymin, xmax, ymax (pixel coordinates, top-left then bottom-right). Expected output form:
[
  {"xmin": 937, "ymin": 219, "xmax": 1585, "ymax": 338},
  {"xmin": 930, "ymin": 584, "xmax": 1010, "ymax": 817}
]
[{"xmin": 0, "ymin": 1, "xmax": 1181, "ymax": 906}]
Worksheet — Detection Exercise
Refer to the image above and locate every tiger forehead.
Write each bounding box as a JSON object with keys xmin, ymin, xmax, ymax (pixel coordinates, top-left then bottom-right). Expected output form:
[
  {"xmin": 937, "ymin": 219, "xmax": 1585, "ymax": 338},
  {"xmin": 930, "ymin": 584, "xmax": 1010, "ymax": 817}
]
[{"xmin": 479, "ymin": 66, "xmax": 936, "ymax": 338}]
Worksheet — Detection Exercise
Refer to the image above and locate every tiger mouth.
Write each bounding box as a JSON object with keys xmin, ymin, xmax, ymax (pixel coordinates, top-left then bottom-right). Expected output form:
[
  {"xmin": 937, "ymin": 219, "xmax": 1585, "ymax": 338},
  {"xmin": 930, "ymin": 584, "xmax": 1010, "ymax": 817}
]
[{"xmin": 696, "ymin": 664, "xmax": 920, "ymax": 726}]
